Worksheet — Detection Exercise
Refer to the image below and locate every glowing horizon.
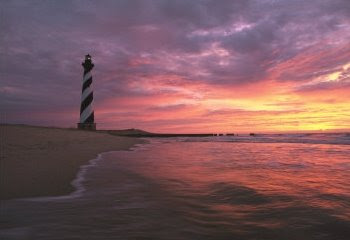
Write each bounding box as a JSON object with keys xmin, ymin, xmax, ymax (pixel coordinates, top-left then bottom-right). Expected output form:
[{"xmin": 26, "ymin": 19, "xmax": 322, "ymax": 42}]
[{"xmin": 1, "ymin": 1, "xmax": 350, "ymax": 133}]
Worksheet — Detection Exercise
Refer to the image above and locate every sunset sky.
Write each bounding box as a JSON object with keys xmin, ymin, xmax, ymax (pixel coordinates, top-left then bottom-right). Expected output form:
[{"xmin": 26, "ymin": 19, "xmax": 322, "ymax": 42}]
[{"xmin": 1, "ymin": 0, "xmax": 350, "ymax": 133}]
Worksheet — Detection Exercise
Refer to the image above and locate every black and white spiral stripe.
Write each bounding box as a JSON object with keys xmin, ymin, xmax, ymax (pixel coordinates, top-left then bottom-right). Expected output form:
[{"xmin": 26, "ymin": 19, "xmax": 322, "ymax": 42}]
[{"xmin": 80, "ymin": 69, "xmax": 94, "ymax": 123}]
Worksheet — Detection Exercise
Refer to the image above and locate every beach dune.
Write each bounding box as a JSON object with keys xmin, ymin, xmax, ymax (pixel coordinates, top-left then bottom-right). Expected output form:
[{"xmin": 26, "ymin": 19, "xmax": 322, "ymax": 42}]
[{"xmin": 0, "ymin": 124, "xmax": 143, "ymax": 200}]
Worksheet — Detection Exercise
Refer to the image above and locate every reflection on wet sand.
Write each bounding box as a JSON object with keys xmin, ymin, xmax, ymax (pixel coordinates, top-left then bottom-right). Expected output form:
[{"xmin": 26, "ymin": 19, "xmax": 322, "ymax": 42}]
[{"xmin": 1, "ymin": 139, "xmax": 350, "ymax": 239}]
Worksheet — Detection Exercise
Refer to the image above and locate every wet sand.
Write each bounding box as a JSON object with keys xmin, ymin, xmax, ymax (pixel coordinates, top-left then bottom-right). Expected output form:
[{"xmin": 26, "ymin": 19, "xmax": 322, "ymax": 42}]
[
  {"xmin": 2, "ymin": 138, "xmax": 349, "ymax": 239},
  {"xmin": 0, "ymin": 124, "xmax": 143, "ymax": 200}
]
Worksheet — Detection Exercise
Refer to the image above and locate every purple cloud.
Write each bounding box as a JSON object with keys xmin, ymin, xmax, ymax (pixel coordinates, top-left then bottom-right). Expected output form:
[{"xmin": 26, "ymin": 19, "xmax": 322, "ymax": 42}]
[{"xmin": 1, "ymin": 0, "xmax": 350, "ymax": 129}]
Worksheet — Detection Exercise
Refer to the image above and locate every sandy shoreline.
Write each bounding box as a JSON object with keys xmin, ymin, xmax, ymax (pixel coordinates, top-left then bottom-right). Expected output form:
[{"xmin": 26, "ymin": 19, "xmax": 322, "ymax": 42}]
[{"xmin": 0, "ymin": 124, "xmax": 144, "ymax": 200}]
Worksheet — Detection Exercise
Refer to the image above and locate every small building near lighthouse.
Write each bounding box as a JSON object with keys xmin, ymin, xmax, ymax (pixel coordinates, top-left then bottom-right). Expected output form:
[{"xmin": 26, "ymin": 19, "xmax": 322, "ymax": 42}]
[{"xmin": 78, "ymin": 54, "xmax": 96, "ymax": 130}]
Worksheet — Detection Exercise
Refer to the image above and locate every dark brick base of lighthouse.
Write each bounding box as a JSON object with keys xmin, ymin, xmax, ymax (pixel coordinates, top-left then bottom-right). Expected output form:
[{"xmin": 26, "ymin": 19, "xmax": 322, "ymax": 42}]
[{"xmin": 77, "ymin": 123, "xmax": 96, "ymax": 130}]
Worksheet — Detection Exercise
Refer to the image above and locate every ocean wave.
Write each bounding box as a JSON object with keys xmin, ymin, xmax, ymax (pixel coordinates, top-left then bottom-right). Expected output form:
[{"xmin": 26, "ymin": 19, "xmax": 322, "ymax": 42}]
[{"xmin": 180, "ymin": 133, "xmax": 350, "ymax": 145}]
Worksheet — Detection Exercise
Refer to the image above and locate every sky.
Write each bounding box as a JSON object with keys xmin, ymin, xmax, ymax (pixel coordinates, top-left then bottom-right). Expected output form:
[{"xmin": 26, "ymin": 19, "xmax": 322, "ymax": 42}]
[{"xmin": 1, "ymin": 0, "xmax": 350, "ymax": 133}]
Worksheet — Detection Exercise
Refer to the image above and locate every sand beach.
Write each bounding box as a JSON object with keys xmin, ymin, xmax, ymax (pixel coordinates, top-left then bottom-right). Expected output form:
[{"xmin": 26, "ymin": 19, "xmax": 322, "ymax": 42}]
[
  {"xmin": 1, "ymin": 126, "xmax": 350, "ymax": 239},
  {"xmin": 0, "ymin": 124, "xmax": 143, "ymax": 200}
]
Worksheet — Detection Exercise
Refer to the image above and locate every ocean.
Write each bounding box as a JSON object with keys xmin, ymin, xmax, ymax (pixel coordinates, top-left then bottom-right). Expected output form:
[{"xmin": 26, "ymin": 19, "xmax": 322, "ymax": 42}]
[{"xmin": 1, "ymin": 133, "xmax": 350, "ymax": 240}]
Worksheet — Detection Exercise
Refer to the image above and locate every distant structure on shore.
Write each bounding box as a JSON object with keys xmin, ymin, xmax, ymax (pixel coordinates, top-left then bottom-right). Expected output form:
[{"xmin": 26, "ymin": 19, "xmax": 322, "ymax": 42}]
[{"xmin": 78, "ymin": 54, "xmax": 96, "ymax": 130}]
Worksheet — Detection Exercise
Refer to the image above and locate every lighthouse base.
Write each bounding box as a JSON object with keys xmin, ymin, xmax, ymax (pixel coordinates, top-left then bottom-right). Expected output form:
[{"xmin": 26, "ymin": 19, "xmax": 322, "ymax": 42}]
[{"xmin": 77, "ymin": 123, "xmax": 96, "ymax": 131}]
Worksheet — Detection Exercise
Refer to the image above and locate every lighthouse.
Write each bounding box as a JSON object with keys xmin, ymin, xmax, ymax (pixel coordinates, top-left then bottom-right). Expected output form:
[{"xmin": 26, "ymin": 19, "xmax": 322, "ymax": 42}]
[{"xmin": 78, "ymin": 54, "xmax": 96, "ymax": 130}]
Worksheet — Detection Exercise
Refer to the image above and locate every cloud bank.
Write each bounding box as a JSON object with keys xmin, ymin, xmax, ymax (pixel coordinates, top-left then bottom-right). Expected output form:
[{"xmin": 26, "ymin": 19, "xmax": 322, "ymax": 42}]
[{"xmin": 1, "ymin": 0, "xmax": 350, "ymax": 132}]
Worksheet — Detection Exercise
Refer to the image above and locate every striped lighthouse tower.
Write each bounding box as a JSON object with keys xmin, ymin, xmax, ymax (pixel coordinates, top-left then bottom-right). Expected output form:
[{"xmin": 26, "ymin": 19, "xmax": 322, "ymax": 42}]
[{"xmin": 77, "ymin": 54, "xmax": 96, "ymax": 130}]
